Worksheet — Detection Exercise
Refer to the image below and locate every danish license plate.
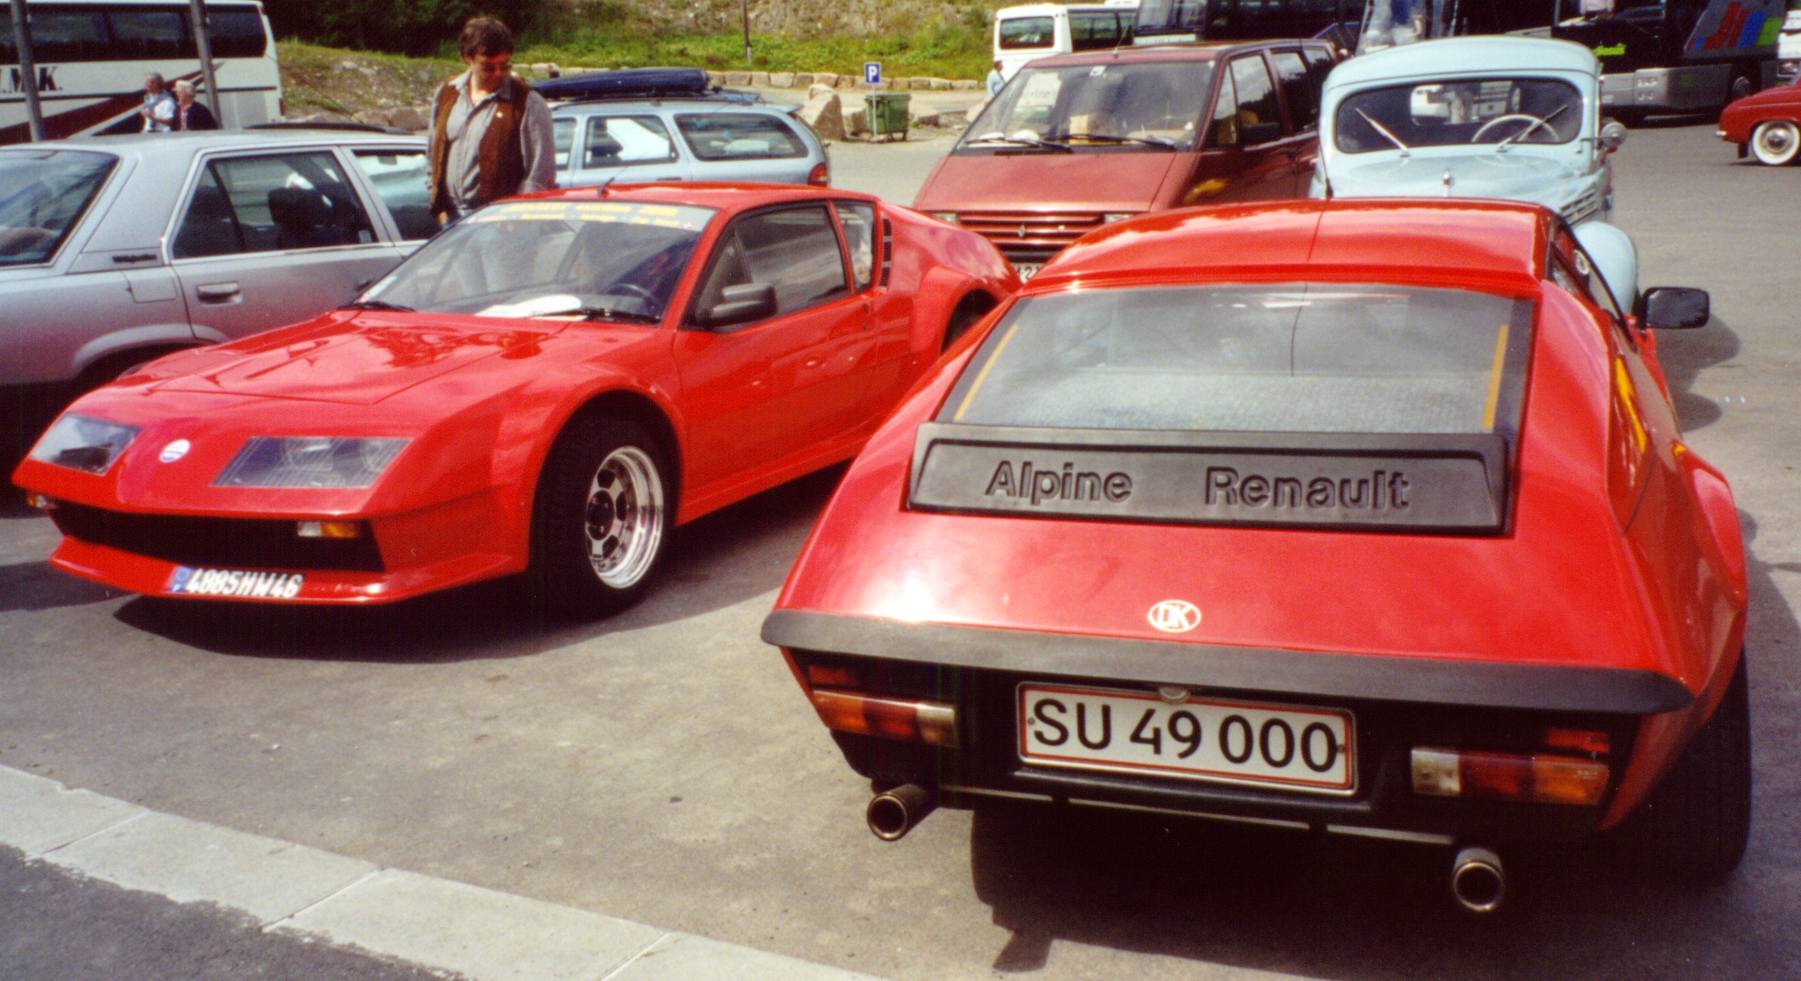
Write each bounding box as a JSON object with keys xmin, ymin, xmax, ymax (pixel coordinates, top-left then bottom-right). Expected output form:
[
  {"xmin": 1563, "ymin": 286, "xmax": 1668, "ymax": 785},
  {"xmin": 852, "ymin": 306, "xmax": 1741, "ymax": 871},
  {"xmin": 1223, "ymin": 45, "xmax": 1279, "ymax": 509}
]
[
  {"xmin": 1018, "ymin": 684, "xmax": 1355, "ymax": 794},
  {"xmin": 1013, "ymin": 262, "xmax": 1042, "ymax": 280}
]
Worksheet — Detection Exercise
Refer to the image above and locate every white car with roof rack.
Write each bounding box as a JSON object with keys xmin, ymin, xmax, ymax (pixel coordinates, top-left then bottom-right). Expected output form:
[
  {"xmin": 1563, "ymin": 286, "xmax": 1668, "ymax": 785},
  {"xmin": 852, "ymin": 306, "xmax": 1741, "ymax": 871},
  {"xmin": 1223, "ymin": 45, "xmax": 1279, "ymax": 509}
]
[{"xmin": 539, "ymin": 68, "xmax": 829, "ymax": 189}]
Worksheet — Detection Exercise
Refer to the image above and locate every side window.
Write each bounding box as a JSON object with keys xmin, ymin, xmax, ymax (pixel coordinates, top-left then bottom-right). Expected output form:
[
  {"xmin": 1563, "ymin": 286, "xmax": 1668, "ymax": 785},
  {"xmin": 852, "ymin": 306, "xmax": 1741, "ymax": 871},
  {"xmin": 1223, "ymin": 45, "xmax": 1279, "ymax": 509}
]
[
  {"xmin": 1270, "ymin": 51, "xmax": 1316, "ymax": 133},
  {"xmin": 675, "ymin": 113, "xmax": 808, "ymax": 161},
  {"xmin": 1550, "ymin": 235, "xmax": 1628, "ymax": 337},
  {"xmin": 552, "ymin": 118, "xmax": 575, "ymax": 169},
  {"xmin": 107, "ymin": 10, "xmax": 186, "ymax": 60},
  {"xmin": 1071, "ymin": 11, "xmax": 1125, "ymax": 51},
  {"xmin": 835, "ymin": 201, "xmax": 877, "ymax": 292},
  {"xmin": 1206, "ymin": 70, "xmax": 1239, "ymax": 147},
  {"xmin": 350, "ymin": 149, "xmax": 435, "ymax": 241},
  {"xmin": 583, "ymin": 115, "xmax": 678, "ymax": 168},
  {"xmin": 1228, "ymin": 55, "xmax": 1284, "ymax": 139},
  {"xmin": 692, "ymin": 205, "xmax": 848, "ymax": 322},
  {"xmin": 173, "ymin": 152, "xmax": 375, "ymax": 259}
]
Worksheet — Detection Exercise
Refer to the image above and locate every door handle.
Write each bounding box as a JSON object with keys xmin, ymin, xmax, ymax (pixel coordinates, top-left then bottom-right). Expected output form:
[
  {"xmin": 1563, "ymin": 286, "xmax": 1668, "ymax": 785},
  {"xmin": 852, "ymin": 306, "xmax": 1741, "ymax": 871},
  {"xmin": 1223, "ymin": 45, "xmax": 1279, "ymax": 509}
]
[{"xmin": 196, "ymin": 282, "xmax": 241, "ymax": 303}]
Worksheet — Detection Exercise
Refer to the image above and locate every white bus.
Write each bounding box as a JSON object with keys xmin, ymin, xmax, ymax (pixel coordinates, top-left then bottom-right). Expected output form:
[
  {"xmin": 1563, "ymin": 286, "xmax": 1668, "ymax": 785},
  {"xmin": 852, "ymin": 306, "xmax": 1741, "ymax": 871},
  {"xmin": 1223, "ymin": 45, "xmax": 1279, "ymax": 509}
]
[
  {"xmin": 2, "ymin": 0, "xmax": 281, "ymax": 143},
  {"xmin": 993, "ymin": 1, "xmax": 1140, "ymax": 80}
]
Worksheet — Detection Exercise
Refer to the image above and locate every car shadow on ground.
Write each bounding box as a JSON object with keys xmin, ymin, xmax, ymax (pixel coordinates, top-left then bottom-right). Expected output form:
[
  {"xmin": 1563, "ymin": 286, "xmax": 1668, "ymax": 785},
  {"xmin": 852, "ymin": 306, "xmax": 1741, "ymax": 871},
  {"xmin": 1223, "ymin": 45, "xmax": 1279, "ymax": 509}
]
[
  {"xmin": 0, "ymin": 559, "xmax": 121, "ymax": 613},
  {"xmin": 966, "ymin": 799, "xmax": 1776, "ymax": 976},
  {"xmin": 1653, "ymin": 313, "xmax": 1740, "ymax": 432},
  {"xmin": 107, "ymin": 466, "xmax": 842, "ymax": 662}
]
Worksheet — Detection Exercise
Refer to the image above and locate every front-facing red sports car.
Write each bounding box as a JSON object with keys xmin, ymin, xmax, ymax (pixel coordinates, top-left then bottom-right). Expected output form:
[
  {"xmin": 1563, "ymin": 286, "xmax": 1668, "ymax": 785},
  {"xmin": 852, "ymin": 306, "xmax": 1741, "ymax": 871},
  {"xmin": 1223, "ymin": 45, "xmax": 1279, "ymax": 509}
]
[
  {"xmin": 764, "ymin": 199, "xmax": 1748, "ymax": 911},
  {"xmin": 12, "ymin": 184, "xmax": 1016, "ymax": 614}
]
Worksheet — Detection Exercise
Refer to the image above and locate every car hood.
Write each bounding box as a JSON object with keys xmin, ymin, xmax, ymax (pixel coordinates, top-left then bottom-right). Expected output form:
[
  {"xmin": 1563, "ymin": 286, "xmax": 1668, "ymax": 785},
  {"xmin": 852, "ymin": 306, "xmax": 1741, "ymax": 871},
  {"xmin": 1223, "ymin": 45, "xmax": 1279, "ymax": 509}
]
[
  {"xmin": 914, "ymin": 150, "xmax": 1181, "ymax": 213},
  {"xmin": 150, "ymin": 311, "xmax": 579, "ymax": 406},
  {"xmin": 1328, "ymin": 153, "xmax": 1583, "ymax": 211}
]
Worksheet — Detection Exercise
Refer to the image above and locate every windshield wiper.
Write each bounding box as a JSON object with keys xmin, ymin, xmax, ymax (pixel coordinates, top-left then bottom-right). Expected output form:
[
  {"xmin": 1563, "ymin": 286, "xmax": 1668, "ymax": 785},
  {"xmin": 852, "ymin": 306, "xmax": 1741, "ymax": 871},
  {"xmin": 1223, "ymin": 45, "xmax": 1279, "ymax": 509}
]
[
  {"xmin": 1496, "ymin": 104, "xmax": 1570, "ymax": 151},
  {"xmin": 562, "ymin": 305, "xmax": 661, "ymax": 324},
  {"xmin": 339, "ymin": 299, "xmax": 415, "ymax": 312},
  {"xmin": 1063, "ymin": 132, "xmax": 1177, "ymax": 149},
  {"xmin": 965, "ymin": 132, "xmax": 1071, "ymax": 152},
  {"xmin": 1354, "ymin": 109, "xmax": 1411, "ymax": 157}
]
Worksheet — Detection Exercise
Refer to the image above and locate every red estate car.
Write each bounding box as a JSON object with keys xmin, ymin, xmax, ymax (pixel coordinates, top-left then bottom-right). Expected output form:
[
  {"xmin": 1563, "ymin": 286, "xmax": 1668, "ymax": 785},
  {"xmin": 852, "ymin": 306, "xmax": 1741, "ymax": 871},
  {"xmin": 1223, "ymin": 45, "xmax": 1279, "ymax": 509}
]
[
  {"xmin": 764, "ymin": 199, "xmax": 1747, "ymax": 911},
  {"xmin": 1718, "ymin": 78, "xmax": 1801, "ymax": 165},
  {"xmin": 13, "ymin": 184, "xmax": 1016, "ymax": 614}
]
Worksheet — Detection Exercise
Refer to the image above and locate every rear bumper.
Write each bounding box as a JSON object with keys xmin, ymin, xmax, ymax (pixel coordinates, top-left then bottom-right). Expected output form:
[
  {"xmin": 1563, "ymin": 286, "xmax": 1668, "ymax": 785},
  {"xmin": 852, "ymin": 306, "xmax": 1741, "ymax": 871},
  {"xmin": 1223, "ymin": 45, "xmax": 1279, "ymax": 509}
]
[{"xmin": 767, "ymin": 610, "xmax": 1691, "ymax": 843}]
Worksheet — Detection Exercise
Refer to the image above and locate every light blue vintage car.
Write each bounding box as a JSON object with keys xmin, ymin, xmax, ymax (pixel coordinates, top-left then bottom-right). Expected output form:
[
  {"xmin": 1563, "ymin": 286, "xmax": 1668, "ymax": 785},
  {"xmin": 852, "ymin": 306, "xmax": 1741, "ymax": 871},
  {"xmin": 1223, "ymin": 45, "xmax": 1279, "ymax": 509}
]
[{"xmin": 1314, "ymin": 35, "xmax": 1638, "ymax": 307}]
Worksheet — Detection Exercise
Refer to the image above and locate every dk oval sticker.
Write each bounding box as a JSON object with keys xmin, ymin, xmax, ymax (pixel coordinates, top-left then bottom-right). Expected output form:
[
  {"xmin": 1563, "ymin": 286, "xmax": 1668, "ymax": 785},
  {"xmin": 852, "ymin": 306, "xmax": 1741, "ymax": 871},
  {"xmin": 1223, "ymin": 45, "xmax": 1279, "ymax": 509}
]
[{"xmin": 1147, "ymin": 599, "xmax": 1201, "ymax": 634}]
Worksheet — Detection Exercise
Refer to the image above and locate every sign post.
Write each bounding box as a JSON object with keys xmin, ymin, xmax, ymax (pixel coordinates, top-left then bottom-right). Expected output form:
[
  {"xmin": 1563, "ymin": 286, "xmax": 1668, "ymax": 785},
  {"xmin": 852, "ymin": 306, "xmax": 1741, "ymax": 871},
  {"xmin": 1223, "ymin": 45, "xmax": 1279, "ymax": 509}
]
[
  {"xmin": 9, "ymin": 0, "xmax": 45, "ymax": 141},
  {"xmin": 188, "ymin": 0, "xmax": 223, "ymax": 124},
  {"xmin": 864, "ymin": 62, "xmax": 883, "ymax": 87}
]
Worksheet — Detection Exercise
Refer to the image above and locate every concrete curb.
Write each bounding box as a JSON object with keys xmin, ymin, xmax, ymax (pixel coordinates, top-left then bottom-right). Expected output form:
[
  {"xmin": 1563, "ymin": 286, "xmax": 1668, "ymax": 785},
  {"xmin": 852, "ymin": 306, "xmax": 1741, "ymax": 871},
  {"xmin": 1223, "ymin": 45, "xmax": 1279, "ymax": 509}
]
[{"xmin": 0, "ymin": 766, "xmax": 878, "ymax": 981}]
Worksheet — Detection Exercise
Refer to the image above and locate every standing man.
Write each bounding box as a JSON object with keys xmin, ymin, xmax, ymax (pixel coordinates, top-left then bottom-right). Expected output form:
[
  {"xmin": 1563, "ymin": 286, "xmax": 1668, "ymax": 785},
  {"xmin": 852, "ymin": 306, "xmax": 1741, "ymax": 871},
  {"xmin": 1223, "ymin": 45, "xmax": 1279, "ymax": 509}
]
[
  {"xmin": 139, "ymin": 73, "xmax": 176, "ymax": 132},
  {"xmin": 172, "ymin": 80, "xmax": 219, "ymax": 130},
  {"xmin": 985, "ymin": 59, "xmax": 1006, "ymax": 100},
  {"xmin": 427, "ymin": 17, "xmax": 555, "ymax": 225}
]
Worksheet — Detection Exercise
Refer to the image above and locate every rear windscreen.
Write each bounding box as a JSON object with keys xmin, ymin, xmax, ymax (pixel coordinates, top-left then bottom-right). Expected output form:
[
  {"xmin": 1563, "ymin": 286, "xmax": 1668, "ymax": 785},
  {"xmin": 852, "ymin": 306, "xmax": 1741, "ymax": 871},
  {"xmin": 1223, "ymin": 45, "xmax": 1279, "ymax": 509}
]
[
  {"xmin": 916, "ymin": 284, "xmax": 1534, "ymax": 532},
  {"xmin": 941, "ymin": 283, "xmax": 1532, "ymax": 438}
]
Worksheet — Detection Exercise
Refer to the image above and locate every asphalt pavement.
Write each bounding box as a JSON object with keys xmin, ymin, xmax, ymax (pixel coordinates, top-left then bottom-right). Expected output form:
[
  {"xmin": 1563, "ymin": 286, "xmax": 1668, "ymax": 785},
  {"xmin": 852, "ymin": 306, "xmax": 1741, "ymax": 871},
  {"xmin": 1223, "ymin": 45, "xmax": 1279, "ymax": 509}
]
[{"xmin": 2, "ymin": 117, "xmax": 1799, "ymax": 979}]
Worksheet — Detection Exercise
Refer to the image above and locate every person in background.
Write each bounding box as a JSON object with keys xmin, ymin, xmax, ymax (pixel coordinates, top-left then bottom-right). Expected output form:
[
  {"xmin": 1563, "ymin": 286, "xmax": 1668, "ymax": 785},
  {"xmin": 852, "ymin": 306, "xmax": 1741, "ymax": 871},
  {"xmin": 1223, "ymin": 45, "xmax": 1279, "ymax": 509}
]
[
  {"xmin": 139, "ymin": 73, "xmax": 176, "ymax": 132},
  {"xmin": 986, "ymin": 59, "xmax": 1006, "ymax": 99},
  {"xmin": 427, "ymin": 16, "xmax": 555, "ymax": 225},
  {"xmin": 172, "ymin": 80, "xmax": 219, "ymax": 131}
]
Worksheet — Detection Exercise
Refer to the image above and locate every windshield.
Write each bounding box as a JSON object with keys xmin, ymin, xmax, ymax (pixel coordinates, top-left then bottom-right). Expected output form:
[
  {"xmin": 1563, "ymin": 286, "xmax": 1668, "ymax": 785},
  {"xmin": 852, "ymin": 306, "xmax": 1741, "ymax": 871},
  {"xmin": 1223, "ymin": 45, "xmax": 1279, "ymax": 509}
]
[
  {"xmin": 360, "ymin": 199, "xmax": 715, "ymax": 321},
  {"xmin": 964, "ymin": 61, "xmax": 1215, "ymax": 149},
  {"xmin": 0, "ymin": 150, "xmax": 116, "ymax": 267},
  {"xmin": 1334, "ymin": 78, "xmax": 1584, "ymax": 152},
  {"xmin": 1558, "ymin": 0, "xmax": 1665, "ymax": 26},
  {"xmin": 940, "ymin": 283, "xmax": 1533, "ymax": 436}
]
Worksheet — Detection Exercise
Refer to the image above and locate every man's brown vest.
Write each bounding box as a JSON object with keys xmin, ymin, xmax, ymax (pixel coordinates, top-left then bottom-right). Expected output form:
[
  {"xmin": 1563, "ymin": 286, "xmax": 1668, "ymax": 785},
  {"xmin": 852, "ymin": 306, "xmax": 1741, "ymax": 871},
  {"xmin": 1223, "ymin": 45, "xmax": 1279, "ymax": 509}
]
[{"xmin": 428, "ymin": 76, "xmax": 534, "ymax": 214}]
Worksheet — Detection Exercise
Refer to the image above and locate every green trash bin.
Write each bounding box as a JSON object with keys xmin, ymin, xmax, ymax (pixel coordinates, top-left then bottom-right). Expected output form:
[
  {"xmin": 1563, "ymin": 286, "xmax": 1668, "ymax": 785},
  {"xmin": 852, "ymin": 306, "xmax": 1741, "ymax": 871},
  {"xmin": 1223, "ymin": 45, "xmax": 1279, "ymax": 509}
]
[{"xmin": 865, "ymin": 92, "xmax": 911, "ymax": 142}]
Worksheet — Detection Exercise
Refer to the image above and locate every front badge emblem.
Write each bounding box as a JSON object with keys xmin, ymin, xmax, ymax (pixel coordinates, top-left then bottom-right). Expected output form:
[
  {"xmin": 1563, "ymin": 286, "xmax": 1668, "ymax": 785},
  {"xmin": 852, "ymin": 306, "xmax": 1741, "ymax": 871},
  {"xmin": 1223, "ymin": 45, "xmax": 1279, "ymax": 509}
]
[
  {"xmin": 1147, "ymin": 599, "xmax": 1201, "ymax": 634},
  {"xmin": 158, "ymin": 439, "xmax": 191, "ymax": 463}
]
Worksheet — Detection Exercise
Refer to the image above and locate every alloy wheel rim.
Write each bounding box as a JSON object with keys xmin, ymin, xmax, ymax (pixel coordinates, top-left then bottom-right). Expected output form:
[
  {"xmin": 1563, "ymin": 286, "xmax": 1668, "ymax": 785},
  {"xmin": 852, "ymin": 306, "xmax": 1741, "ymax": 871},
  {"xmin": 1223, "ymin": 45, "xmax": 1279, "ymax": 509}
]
[{"xmin": 583, "ymin": 446, "xmax": 664, "ymax": 588}]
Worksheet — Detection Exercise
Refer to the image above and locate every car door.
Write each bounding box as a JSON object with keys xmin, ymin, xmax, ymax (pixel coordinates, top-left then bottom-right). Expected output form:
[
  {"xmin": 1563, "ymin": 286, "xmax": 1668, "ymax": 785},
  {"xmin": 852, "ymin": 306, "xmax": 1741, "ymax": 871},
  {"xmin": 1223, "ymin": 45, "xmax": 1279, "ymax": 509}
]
[
  {"xmin": 557, "ymin": 113, "xmax": 690, "ymax": 188},
  {"xmin": 1193, "ymin": 52, "xmax": 1302, "ymax": 204},
  {"xmin": 672, "ymin": 203, "xmax": 866, "ymax": 490},
  {"xmin": 1268, "ymin": 47, "xmax": 1324, "ymax": 197},
  {"xmin": 168, "ymin": 149, "xmax": 410, "ymax": 342}
]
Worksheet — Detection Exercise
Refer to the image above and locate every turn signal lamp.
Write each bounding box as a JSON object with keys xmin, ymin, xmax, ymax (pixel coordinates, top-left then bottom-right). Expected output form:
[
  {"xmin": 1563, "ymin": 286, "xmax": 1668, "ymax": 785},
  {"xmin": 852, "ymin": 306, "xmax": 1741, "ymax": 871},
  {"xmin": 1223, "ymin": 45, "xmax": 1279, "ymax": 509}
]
[
  {"xmin": 1411, "ymin": 748, "xmax": 1608, "ymax": 806},
  {"xmin": 926, "ymin": 211, "xmax": 959, "ymax": 225},
  {"xmin": 811, "ymin": 690, "xmax": 958, "ymax": 747},
  {"xmin": 25, "ymin": 493, "xmax": 53, "ymax": 510},
  {"xmin": 1101, "ymin": 212, "xmax": 1136, "ymax": 224},
  {"xmin": 297, "ymin": 520, "xmax": 362, "ymax": 539},
  {"xmin": 804, "ymin": 664, "xmax": 861, "ymax": 689}
]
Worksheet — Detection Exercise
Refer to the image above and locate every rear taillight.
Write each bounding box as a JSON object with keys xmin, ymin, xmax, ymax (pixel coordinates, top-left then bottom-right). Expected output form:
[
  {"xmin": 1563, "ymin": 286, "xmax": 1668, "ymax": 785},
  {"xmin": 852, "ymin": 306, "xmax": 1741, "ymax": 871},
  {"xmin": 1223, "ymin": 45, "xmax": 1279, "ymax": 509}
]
[
  {"xmin": 1411, "ymin": 748, "xmax": 1609, "ymax": 806},
  {"xmin": 807, "ymin": 161, "xmax": 829, "ymax": 186},
  {"xmin": 811, "ymin": 690, "xmax": 958, "ymax": 747}
]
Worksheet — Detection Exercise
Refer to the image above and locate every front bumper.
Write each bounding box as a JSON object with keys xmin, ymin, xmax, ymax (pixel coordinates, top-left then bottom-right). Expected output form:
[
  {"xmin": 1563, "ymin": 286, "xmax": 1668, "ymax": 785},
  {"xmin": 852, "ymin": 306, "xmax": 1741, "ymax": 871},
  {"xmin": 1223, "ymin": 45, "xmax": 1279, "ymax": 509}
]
[{"xmin": 767, "ymin": 610, "xmax": 1690, "ymax": 843}]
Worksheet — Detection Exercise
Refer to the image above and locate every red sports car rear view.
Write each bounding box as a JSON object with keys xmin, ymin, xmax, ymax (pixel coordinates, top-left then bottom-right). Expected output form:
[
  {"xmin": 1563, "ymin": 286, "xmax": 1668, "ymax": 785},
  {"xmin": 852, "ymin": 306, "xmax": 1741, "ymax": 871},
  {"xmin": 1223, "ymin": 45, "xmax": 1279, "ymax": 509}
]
[
  {"xmin": 13, "ymin": 184, "xmax": 1016, "ymax": 615},
  {"xmin": 764, "ymin": 199, "xmax": 1748, "ymax": 911}
]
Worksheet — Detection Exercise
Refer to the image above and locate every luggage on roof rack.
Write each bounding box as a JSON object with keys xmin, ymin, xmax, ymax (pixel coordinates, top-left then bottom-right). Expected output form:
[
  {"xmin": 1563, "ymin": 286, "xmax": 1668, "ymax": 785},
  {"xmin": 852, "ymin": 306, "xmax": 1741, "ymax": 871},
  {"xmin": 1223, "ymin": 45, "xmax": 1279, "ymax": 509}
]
[{"xmin": 536, "ymin": 67, "xmax": 714, "ymax": 102}]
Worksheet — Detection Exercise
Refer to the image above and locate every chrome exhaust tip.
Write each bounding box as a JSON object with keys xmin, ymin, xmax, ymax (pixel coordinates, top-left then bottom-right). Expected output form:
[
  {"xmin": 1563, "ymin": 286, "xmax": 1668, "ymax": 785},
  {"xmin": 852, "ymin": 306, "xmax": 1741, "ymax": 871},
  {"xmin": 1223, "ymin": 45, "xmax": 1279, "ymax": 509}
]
[
  {"xmin": 1450, "ymin": 846, "xmax": 1505, "ymax": 914},
  {"xmin": 866, "ymin": 783, "xmax": 935, "ymax": 842}
]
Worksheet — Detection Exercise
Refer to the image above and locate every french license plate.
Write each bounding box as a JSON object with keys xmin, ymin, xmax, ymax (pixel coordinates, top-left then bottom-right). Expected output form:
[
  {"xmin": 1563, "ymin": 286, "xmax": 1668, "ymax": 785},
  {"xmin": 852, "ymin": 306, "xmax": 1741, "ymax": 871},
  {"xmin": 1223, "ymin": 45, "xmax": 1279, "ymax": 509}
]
[
  {"xmin": 167, "ymin": 566, "xmax": 304, "ymax": 599},
  {"xmin": 1018, "ymin": 684, "xmax": 1355, "ymax": 794},
  {"xmin": 1013, "ymin": 262, "xmax": 1042, "ymax": 280}
]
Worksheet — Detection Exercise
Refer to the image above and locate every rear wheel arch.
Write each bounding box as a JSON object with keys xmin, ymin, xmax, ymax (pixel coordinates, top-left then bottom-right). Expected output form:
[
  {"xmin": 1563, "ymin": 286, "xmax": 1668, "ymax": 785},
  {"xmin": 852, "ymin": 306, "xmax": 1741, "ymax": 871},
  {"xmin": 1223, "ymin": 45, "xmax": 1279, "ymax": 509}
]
[{"xmin": 942, "ymin": 290, "xmax": 1000, "ymax": 351}]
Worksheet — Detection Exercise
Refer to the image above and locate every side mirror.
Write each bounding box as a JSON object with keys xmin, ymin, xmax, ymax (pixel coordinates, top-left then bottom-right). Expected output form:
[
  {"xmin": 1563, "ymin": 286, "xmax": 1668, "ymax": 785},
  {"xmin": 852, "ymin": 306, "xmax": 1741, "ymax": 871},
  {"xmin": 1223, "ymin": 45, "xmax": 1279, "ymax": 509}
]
[
  {"xmin": 697, "ymin": 282, "xmax": 776, "ymax": 330},
  {"xmin": 1240, "ymin": 120, "xmax": 1283, "ymax": 145},
  {"xmin": 1598, "ymin": 119, "xmax": 1628, "ymax": 153},
  {"xmin": 1634, "ymin": 287, "xmax": 1710, "ymax": 329}
]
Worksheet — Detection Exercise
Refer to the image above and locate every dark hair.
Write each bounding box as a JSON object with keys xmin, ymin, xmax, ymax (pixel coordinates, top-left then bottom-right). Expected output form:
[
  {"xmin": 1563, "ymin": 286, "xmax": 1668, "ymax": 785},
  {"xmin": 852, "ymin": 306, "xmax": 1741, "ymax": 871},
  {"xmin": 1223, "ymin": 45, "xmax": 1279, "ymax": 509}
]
[{"xmin": 459, "ymin": 16, "xmax": 515, "ymax": 59}]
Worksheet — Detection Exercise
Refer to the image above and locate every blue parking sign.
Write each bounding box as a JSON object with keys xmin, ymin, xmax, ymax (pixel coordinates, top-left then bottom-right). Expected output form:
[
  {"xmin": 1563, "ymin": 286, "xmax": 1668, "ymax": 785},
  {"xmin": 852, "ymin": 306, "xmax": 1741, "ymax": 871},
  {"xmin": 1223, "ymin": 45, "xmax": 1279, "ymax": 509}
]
[{"xmin": 864, "ymin": 62, "xmax": 882, "ymax": 86}]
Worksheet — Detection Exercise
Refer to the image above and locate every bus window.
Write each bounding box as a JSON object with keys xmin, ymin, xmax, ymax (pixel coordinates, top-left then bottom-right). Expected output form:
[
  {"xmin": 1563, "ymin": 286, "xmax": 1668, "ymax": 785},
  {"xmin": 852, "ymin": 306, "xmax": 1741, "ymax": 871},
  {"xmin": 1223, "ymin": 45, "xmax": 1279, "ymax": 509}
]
[
  {"xmin": 108, "ymin": 10, "xmax": 187, "ymax": 61},
  {"xmin": 1071, "ymin": 11, "xmax": 1127, "ymax": 51},
  {"xmin": 999, "ymin": 16, "xmax": 1056, "ymax": 50}
]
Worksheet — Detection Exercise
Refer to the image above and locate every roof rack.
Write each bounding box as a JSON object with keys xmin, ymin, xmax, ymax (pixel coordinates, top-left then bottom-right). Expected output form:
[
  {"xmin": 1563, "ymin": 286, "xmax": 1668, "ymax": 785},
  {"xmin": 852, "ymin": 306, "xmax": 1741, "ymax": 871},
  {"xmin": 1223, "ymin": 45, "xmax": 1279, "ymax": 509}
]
[{"xmin": 536, "ymin": 67, "xmax": 720, "ymax": 103}]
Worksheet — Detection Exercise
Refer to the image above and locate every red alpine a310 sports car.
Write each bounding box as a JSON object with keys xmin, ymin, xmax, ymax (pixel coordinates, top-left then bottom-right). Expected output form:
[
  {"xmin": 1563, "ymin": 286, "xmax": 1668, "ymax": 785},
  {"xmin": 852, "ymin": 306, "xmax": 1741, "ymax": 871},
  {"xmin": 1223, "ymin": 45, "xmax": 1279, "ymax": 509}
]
[
  {"xmin": 12, "ymin": 184, "xmax": 1016, "ymax": 614},
  {"xmin": 763, "ymin": 199, "xmax": 1749, "ymax": 911}
]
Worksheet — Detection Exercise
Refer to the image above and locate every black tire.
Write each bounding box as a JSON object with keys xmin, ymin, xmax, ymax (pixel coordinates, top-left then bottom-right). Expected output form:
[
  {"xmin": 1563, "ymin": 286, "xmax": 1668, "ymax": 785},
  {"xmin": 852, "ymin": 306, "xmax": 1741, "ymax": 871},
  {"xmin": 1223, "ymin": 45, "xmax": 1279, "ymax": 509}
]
[
  {"xmin": 529, "ymin": 414, "xmax": 671, "ymax": 618},
  {"xmin": 1610, "ymin": 651, "xmax": 1752, "ymax": 882}
]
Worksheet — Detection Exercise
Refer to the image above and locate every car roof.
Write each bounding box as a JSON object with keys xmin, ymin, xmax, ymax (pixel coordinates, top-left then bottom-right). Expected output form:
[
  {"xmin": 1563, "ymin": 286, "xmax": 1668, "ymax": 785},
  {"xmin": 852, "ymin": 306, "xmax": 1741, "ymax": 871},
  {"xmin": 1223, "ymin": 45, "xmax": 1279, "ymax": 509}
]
[
  {"xmin": 551, "ymin": 98, "xmax": 785, "ymax": 115},
  {"xmin": 14, "ymin": 129, "xmax": 426, "ymax": 153},
  {"xmin": 504, "ymin": 182, "xmax": 876, "ymax": 211},
  {"xmin": 1025, "ymin": 38, "xmax": 1325, "ymax": 70},
  {"xmin": 1326, "ymin": 36, "xmax": 1600, "ymax": 91},
  {"xmin": 1035, "ymin": 198, "xmax": 1549, "ymax": 294}
]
